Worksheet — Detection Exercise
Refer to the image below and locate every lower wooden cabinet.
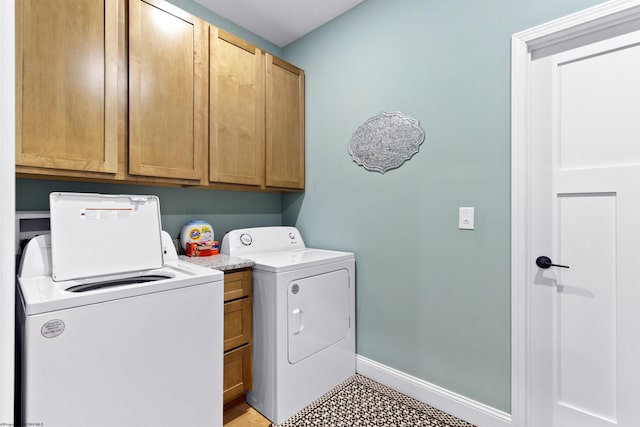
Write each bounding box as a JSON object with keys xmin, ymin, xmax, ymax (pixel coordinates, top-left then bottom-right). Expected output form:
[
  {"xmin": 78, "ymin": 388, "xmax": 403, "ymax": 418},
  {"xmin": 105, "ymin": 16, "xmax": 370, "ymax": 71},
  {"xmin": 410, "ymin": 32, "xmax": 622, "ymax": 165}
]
[
  {"xmin": 223, "ymin": 268, "xmax": 253, "ymax": 405},
  {"xmin": 223, "ymin": 344, "xmax": 252, "ymax": 404}
]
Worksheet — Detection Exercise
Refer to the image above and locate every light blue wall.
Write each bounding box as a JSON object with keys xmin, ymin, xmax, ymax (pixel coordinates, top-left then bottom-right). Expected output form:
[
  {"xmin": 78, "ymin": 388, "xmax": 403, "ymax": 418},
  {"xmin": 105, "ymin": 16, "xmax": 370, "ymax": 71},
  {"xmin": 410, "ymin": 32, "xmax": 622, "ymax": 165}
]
[
  {"xmin": 282, "ymin": 0, "xmax": 604, "ymax": 412},
  {"xmin": 15, "ymin": 179, "xmax": 282, "ymax": 239}
]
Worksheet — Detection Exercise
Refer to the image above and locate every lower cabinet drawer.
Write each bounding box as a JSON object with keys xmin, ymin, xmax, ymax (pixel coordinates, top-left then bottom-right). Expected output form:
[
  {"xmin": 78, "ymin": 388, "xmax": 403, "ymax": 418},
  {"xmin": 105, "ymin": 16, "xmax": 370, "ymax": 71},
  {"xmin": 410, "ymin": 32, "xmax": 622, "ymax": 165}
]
[
  {"xmin": 223, "ymin": 344, "xmax": 252, "ymax": 403},
  {"xmin": 223, "ymin": 297, "xmax": 252, "ymax": 352},
  {"xmin": 224, "ymin": 269, "xmax": 252, "ymax": 301}
]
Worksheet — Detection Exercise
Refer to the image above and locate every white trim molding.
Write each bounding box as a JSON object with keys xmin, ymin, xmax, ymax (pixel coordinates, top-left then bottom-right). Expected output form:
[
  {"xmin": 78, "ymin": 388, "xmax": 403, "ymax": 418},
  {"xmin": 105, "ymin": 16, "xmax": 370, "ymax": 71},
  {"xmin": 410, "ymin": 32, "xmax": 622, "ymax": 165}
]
[
  {"xmin": 0, "ymin": 0, "xmax": 16, "ymax": 423},
  {"xmin": 357, "ymin": 355, "xmax": 511, "ymax": 427},
  {"xmin": 511, "ymin": 1, "xmax": 640, "ymax": 426}
]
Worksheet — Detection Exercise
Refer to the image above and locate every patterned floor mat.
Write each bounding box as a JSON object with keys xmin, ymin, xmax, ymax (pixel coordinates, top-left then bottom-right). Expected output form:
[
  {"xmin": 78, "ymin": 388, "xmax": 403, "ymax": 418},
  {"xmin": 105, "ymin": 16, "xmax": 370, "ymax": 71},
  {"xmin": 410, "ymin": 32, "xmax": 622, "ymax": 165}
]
[{"xmin": 272, "ymin": 374, "xmax": 476, "ymax": 427}]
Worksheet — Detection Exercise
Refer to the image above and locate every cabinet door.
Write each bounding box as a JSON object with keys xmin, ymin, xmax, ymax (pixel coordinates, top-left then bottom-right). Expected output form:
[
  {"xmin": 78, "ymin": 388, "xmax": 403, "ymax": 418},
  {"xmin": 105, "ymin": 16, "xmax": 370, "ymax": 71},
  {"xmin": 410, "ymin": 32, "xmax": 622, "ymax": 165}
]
[
  {"xmin": 129, "ymin": 0, "xmax": 206, "ymax": 180},
  {"xmin": 210, "ymin": 28, "xmax": 265, "ymax": 186},
  {"xmin": 224, "ymin": 298, "xmax": 252, "ymax": 352},
  {"xmin": 223, "ymin": 344, "xmax": 252, "ymax": 404},
  {"xmin": 16, "ymin": 0, "xmax": 120, "ymax": 173},
  {"xmin": 265, "ymin": 54, "xmax": 305, "ymax": 190}
]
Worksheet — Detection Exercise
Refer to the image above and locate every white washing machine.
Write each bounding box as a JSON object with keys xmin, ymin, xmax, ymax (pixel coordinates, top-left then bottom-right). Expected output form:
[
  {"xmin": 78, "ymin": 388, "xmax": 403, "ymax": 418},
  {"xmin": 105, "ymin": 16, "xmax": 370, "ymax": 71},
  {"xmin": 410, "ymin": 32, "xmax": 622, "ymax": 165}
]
[
  {"xmin": 16, "ymin": 193, "xmax": 224, "ymax": 427},
  {"xmin": 222, "ymin": 226, "xmax": 355, "ymax": 424}
]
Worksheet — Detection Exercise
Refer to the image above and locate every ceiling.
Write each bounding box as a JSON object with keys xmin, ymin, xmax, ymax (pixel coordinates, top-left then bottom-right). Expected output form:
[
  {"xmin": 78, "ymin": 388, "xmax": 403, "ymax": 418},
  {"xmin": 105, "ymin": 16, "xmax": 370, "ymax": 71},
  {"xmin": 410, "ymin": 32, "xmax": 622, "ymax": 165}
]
[{"xmin": 194, "ymin": 0, "xmax": 364, "ymax": 48}]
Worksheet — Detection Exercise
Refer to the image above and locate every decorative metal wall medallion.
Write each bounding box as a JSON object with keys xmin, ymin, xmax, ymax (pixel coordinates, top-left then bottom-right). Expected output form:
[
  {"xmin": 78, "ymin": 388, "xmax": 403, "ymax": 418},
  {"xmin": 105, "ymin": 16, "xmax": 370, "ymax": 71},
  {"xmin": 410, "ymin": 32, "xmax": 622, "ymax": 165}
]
[{"xmin": 348, "ymin": 111, "xmax": 425, "ymax": 174}]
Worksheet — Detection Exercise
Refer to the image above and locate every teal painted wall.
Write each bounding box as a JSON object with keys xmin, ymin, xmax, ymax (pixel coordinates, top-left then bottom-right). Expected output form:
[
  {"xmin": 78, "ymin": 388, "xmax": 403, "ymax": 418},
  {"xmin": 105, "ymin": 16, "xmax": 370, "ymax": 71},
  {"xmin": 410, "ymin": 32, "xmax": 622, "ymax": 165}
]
[
  {"xmin": 16, "ymin": 179, "xmax": 282, "ymax": 239},
  {"xmin": 281, "ymin": 0, "xmax": 604, "ymax": 412}
]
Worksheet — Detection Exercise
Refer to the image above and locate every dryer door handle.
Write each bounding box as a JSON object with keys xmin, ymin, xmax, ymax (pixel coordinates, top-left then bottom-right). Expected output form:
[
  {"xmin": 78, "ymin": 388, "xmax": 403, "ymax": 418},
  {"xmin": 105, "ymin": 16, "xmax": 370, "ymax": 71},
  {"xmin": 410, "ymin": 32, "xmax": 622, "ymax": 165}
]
[{"xmin": 291, "ymin": 308, "xmax": 304, "ymax": 335}]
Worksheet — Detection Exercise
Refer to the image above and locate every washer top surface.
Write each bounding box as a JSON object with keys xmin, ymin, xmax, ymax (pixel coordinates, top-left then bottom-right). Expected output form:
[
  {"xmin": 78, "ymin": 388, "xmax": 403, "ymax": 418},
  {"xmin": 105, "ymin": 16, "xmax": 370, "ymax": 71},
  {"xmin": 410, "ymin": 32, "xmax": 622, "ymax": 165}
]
[{"xmin": 18, "ymin": 234, "xmax": 223, "ymax": 315}]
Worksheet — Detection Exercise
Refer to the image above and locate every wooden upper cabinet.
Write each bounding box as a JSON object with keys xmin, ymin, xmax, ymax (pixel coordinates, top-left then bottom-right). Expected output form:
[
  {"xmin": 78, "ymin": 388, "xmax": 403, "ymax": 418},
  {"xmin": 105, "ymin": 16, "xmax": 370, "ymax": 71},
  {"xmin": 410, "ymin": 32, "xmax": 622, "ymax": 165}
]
[
  {"xmin": 209, "ymin": 28, "xmax": 265, "ymax": 187},
  {"xmin": 265, "ymin": 54, "xmax": 305, "ymax": 190},
  {"xmin": 128, "ymin": 0, "xmax": 207, "ymax": 180},
  {"xmin": 16, "ymin": 0, "xmax": 305, "ymax": 192},
  {"xmin": 16, "ymin": 0, "xmax": 121, "ymax": 174}
]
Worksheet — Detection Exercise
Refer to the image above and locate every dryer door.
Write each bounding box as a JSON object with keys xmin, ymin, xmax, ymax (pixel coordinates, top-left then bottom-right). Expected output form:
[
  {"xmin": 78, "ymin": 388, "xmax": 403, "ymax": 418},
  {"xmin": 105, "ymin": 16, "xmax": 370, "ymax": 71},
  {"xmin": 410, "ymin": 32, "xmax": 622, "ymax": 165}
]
[{"xmin": 287, "ymin": 269, "xmax": 350, "ymax": 364}]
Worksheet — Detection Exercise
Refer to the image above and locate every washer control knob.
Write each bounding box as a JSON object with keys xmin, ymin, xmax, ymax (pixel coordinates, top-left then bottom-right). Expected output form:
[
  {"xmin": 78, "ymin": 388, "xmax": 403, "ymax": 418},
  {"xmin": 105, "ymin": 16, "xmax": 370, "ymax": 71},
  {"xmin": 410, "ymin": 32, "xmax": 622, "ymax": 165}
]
[
  {"xmin": 289, "ymin": 232, "xmax": 295, "ymax": 240},
  {"xmin": 240, "ymin": 233, "xmax": 253, "ymax": 246}
]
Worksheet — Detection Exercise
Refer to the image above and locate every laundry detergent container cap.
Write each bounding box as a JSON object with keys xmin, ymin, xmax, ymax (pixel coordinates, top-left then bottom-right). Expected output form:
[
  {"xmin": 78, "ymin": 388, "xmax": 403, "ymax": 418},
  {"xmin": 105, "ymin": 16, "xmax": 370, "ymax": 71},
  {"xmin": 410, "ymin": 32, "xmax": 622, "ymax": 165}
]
[{"xmin": 49, "ymin": 192, "xmax": 164, "ymax": 282}]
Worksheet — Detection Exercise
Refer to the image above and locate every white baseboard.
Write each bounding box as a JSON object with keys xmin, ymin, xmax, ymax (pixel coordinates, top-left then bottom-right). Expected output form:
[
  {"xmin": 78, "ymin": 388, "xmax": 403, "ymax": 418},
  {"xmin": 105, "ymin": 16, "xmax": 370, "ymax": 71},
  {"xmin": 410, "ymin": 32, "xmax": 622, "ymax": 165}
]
[{"xmin": 356, "ymin": 355, "xmax": 511, "ymax": 427}]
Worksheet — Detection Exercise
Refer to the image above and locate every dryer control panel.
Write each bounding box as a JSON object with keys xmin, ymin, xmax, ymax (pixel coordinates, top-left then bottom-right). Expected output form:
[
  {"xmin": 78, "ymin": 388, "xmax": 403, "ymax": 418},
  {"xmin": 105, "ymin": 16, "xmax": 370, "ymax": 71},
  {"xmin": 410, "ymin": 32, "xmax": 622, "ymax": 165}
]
[{"xmin": 221, "ymin": 226, "xmax": 305, "ymax": 256}]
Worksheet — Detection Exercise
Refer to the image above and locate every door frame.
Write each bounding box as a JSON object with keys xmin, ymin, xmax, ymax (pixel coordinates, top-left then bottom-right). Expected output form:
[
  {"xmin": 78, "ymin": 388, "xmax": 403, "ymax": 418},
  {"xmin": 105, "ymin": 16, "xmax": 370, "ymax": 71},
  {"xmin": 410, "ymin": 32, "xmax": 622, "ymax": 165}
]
[
  {"xmin": 0, "ymin": 0, "xmax": 15, "ymax": 423},
  {"xmin": 511, "ymin": 1, "xmax": 640, "ymax": 425}
]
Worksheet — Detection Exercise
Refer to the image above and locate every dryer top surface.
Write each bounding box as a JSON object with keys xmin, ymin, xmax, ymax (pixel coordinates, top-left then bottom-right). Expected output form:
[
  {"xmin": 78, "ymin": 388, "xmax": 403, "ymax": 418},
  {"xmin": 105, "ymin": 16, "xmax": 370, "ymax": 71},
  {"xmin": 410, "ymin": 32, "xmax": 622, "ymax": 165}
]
[{"xmin": 243, "ymin": 248, "xmax": 354, "ymax": 273}]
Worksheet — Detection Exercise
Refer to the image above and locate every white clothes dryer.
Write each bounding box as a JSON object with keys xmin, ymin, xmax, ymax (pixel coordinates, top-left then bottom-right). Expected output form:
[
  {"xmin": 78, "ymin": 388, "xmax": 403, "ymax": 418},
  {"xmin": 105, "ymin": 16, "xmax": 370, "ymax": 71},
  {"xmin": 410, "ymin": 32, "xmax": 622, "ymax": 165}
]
[
  {"xmin": 222, "ymin": 226, "xmax": 355, "ymax": 424},
  {"xmin": 16, "ymin": 193, "xmax": 224, "ymax": 427}
]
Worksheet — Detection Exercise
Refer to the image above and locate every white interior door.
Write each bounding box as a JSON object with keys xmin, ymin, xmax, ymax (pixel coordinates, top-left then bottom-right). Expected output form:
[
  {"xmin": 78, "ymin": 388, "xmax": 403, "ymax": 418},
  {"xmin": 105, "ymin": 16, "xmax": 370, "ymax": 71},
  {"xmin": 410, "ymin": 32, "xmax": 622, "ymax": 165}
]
[{"xmin": 530, "ymin": 30, "xmax": 640, "ymax": 427}]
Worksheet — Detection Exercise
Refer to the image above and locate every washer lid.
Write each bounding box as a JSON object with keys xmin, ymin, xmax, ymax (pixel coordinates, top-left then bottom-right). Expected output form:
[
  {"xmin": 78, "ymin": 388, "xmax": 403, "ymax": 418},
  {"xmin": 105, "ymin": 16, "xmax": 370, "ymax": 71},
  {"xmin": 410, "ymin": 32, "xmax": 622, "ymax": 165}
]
[
  {"xmin": 49, "ymin": 192, "xmax": 164, "ymax": 282},
  {"xmin": 245, "ymin": 248, "xmax": 354, "ymax": 273}
]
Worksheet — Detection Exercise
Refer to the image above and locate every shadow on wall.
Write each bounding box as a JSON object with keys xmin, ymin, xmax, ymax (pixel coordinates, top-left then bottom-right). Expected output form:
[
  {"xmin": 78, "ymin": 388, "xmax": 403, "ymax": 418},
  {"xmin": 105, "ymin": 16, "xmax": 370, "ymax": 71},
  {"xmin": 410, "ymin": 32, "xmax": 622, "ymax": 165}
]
[
  {"xmin": 15, "ymin": 178, "xmax": 284, "ymax": 238},
  {"xmin": 282, "ymin": 192, "xmax": 305, "ymax": 226}
]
